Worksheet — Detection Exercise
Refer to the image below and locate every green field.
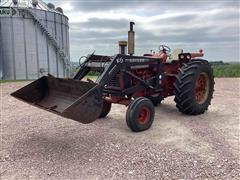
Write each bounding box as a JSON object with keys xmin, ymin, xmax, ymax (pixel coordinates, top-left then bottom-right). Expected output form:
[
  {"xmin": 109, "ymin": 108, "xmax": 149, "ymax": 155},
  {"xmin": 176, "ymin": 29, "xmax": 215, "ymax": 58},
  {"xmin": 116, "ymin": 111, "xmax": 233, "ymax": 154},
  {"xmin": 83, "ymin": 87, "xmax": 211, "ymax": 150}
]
[
  {"xmin": 0, "ymin": 80, "xmax": 31, "ymax": 84},
  {"xmin": 212, "ymin": 64, "xmax": 240, "ymax": 77}
]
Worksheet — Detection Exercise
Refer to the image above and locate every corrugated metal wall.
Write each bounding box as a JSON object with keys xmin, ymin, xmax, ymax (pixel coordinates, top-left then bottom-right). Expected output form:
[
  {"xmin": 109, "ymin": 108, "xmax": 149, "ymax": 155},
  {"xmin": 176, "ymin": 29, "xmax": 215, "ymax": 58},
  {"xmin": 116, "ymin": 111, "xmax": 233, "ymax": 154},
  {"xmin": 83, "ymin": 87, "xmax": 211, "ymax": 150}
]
[{"xmin": 0, "ymin": 7, "xmax": 70, "ymax": 80}]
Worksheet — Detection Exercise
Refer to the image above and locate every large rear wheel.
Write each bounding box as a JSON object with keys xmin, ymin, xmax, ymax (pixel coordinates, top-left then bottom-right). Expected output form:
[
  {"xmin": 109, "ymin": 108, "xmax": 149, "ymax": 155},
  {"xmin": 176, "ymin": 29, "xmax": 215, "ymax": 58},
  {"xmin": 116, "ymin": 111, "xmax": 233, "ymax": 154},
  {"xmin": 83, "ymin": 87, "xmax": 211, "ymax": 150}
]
[{"xmin": 174, "ymin": 60, "xmax": 214, "ymax": 115}]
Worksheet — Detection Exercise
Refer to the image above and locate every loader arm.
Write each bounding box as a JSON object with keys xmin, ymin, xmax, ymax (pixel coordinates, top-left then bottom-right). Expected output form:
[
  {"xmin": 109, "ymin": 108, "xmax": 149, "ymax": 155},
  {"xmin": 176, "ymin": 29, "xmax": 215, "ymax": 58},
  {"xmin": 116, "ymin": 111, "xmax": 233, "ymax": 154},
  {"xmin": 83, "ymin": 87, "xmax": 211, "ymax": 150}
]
[{"xmin": 73, "ymin": 54, "xmax": 111, "ymax": 80}]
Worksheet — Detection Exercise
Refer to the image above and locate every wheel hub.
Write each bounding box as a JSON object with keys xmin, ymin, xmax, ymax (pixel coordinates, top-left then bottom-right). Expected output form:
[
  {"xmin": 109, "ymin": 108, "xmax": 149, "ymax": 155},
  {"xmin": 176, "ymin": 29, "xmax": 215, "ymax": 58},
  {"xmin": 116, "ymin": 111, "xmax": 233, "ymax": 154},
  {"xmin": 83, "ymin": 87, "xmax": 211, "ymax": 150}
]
[
  {"xmin": 195, "ymin": 72, "xmax": 210, "ymax": 104},
  {"xmin": 138, "ymin": 107, "xmax": 150, "ymax": 125}
]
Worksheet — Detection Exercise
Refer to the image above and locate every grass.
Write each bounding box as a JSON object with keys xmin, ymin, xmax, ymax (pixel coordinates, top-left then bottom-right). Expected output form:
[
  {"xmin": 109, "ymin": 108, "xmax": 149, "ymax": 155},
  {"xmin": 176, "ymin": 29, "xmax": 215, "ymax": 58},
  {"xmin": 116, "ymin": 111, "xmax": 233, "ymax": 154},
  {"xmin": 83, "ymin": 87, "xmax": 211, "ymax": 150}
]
[
  {"xmin": 0, "ymin": 80, "xmax": 32, "ymax": 84},
  {"xmin": 0, "ymin": 77, "xmax": 98, "ymax": 84},
  {"xmin": 212, "ymin": 64, "xmax": 240, "ymax": 77},
  {"xmin": 84, "ymin": 75, "xmax": 98, "ymax": 82}
]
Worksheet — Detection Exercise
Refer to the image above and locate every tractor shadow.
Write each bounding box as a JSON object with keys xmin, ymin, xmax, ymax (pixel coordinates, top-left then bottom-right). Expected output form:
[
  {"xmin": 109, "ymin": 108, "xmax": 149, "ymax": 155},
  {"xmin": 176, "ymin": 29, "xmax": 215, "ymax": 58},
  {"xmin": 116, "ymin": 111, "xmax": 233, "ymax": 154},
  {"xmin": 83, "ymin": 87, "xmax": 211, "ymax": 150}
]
[{"xmin": 104, "ymin": 101, "xmax": 236, "ymax": 159}]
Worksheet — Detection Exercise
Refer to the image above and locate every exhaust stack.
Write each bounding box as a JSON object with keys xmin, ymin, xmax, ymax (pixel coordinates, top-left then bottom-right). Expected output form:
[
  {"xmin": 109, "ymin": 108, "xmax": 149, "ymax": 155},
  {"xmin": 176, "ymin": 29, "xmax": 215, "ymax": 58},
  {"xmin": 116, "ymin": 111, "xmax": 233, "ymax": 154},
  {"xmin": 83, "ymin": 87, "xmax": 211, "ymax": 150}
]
[{"xmin": 128, "ymin": 22, "xmax": 135, "ymax": 55}]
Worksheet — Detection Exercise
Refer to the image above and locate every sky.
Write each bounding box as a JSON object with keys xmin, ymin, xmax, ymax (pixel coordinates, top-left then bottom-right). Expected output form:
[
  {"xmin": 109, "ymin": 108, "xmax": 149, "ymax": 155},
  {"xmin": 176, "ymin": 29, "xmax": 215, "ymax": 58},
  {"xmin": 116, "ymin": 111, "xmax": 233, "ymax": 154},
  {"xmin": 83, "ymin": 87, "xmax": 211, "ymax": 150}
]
[{"xmin": 46, "ymin": 0, "xmax": 239, "ymax": 62}]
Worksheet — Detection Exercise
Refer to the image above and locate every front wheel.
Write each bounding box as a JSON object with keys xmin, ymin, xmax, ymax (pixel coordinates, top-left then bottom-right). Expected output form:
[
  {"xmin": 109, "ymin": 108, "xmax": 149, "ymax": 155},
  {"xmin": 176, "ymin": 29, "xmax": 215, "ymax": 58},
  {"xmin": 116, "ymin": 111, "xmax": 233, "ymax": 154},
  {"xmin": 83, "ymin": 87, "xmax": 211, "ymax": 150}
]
[
  {"xmin": 174, "ymin": 60, "xmax": 214, "ymax": 115},
  {"xmin": 99, "ymin": 101, "xmax": 112, "ymax": 118},
  {"xmin": 126, "ymin": 97, "xmax": 155, "ymax": 132}
]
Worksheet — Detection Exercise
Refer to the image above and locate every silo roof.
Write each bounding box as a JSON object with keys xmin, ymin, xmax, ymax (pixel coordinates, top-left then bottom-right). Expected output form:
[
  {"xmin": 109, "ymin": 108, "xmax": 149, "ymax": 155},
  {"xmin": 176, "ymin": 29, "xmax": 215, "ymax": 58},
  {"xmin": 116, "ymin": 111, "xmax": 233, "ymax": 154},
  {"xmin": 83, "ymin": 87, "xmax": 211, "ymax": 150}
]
[{"xmin": 0, "ymin": 0, "xmax": 62, "ymax": 14}]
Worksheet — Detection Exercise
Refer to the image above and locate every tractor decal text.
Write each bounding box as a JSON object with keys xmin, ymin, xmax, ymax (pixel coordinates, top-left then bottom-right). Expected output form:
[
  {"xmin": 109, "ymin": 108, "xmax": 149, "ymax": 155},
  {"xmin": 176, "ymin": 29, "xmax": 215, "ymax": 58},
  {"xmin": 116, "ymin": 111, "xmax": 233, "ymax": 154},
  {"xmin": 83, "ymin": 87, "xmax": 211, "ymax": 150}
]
[{"xmin": 125, "ymin": 58, "xmax": 150, "ymax": 63}]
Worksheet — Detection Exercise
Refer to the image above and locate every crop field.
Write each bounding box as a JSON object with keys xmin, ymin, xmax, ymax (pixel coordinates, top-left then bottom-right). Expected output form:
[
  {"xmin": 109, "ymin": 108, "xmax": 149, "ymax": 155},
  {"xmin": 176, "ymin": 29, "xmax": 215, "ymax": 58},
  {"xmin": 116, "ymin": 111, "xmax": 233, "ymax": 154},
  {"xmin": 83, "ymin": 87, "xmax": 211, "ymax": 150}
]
[{"xmin": 213, "ymin": 64, "xmax": 240, "ymax": 77}]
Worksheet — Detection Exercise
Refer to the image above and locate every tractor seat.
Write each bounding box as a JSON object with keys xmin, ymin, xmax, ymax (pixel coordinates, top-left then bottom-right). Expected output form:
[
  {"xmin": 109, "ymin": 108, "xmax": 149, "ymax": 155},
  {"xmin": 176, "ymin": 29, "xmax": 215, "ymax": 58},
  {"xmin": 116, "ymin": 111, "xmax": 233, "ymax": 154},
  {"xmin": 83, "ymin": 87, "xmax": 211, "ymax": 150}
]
[{"xmin": 166, "ymin": 48, "xmax": 183, "ymax": 63}]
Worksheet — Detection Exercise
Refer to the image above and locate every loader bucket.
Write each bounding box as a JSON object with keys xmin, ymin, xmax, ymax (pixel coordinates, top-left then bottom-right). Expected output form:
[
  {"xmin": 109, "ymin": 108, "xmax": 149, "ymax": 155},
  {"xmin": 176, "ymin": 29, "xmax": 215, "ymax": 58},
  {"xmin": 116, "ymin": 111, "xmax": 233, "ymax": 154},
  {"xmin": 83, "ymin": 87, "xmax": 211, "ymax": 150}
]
[{"xmin": 11, "ymin": 76, "xmax": 103, "ymax": 124}]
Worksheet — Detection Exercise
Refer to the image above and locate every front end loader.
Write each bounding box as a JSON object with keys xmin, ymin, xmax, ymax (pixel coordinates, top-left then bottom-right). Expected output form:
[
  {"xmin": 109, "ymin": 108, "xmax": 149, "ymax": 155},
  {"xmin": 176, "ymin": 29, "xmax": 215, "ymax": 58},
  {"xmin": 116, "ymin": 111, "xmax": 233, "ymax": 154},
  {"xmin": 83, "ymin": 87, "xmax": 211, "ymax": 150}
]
[{"xmin": 11, "ymin": 22, "xmax": 214, "ymax": 132}]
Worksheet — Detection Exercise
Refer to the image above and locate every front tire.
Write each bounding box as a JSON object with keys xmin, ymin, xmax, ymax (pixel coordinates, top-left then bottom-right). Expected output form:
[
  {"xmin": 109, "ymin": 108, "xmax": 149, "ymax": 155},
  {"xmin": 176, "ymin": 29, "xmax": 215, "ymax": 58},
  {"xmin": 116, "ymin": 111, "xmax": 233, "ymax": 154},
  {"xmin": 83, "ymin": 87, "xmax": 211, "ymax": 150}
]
[
  {"xmin": 174, "ymin": 60, "xmax": 214, "ymax": 115},
  {"xmin": 99, "ymin": 101, "xmax": 112, "ymax": 118},
  {"xmin": 126, "ymin": 97, "xmax": 155, "ymax": 132}
]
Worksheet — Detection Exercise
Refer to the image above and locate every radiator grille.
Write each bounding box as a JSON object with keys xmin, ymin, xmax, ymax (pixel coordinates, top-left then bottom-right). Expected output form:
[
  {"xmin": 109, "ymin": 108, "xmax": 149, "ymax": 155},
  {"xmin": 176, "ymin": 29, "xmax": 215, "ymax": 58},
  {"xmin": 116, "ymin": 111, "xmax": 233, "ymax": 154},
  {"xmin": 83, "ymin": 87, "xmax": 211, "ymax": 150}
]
[{"xmin": 108, "ymin": 74, "xmax": 120, "ymax": 88}]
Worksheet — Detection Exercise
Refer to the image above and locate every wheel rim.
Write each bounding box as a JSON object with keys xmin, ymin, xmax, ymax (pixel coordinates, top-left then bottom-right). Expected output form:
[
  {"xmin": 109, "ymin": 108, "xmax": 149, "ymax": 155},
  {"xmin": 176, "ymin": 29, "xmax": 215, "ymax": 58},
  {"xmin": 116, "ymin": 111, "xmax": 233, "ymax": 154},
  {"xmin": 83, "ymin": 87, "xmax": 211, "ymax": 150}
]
[
  {"xmin": 138, "ymin": 107, "xmax": 150, "ymax": 125},
  {"xmin": 195, "ymin": 72, "xmax": 210, "ymax": 104}
]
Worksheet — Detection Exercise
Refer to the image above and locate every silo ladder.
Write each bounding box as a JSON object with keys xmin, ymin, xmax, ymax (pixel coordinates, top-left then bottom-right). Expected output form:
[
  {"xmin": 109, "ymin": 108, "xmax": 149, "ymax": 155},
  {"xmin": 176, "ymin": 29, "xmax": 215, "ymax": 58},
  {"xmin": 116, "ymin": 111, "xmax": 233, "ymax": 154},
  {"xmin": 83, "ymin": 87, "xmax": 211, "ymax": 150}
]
[{"xmin": 19, "ymin": 8, "xmax": 68, "ymax": 66}]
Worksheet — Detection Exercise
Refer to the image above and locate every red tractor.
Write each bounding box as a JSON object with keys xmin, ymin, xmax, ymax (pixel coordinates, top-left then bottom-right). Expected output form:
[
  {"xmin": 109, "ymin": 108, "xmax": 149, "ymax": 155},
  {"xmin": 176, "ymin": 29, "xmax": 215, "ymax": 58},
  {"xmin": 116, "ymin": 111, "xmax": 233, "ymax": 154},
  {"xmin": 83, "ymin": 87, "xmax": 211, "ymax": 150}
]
[{"xmin": 12, "ymin": 22, "xmax": 214, "ymax": 132}]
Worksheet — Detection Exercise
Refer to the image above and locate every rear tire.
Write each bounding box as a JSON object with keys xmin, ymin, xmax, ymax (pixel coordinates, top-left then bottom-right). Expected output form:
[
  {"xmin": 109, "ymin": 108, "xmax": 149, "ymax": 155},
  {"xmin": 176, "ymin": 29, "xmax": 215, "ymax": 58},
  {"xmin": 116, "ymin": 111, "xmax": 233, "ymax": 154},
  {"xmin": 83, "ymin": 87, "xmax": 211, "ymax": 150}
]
[
  {"xmin": 99, "ymin": 101, "xmax": 112, "ymax": 118},
  {"xmin": 174, "ymin": 60, "xmax": 214, "ymax": 115},
  {"xmin": 126, "ymin": 97, "xmax": 155, "ymax": 132}
]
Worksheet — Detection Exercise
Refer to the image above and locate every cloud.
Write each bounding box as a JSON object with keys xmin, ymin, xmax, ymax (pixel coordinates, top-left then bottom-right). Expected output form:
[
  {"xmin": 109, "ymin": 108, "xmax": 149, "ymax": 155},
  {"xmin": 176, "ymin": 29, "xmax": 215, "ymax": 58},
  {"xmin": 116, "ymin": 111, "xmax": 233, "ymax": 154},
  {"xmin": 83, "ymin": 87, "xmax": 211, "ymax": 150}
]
[{"xmin": 47, "ymin": 0, "xmax": 239, "ymax": 62}]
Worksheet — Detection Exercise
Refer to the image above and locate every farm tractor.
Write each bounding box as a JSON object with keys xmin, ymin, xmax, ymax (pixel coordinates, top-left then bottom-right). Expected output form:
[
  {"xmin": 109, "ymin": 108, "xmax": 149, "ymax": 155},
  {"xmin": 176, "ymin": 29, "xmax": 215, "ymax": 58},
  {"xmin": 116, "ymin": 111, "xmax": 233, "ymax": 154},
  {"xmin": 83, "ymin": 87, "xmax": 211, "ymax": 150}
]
[{"xmin": 12, "ymin": 22, "xmax": 214, "ymax": 132}]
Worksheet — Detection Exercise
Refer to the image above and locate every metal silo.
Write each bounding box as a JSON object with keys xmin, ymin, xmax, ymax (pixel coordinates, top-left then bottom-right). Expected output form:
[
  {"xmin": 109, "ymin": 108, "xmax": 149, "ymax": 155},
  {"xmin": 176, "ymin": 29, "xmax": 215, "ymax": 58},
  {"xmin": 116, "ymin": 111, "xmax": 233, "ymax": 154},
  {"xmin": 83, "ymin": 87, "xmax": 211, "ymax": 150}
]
[{"xmin": 0, "ymin": 0, "xmax": 70, "ymax": 80}]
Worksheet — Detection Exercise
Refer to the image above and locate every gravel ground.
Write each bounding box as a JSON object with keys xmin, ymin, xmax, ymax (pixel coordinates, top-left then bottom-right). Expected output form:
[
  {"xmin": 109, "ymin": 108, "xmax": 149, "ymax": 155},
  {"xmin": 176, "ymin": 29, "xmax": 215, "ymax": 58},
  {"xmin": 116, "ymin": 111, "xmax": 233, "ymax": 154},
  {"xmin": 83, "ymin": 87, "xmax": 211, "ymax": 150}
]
[{"xmin": 0, "ymin": 78, "xmax": 240, "ymax": 179}]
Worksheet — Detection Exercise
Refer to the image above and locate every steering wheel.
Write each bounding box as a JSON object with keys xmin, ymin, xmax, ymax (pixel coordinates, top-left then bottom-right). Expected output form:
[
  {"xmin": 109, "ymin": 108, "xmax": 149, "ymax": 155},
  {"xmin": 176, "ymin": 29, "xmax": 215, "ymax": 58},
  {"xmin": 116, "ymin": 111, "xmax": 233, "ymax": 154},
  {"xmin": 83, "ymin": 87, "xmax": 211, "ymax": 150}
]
[
  {"xmin": 159, "ymin": 45, "xmax": 171, "ymax": 53},
  {"xmin": 79, "ymin": 56, "xmax": 88, "ymax": 66},
  {"xmin": 78, "ymin": 51, "xmax": 96, "ymax": 66}
]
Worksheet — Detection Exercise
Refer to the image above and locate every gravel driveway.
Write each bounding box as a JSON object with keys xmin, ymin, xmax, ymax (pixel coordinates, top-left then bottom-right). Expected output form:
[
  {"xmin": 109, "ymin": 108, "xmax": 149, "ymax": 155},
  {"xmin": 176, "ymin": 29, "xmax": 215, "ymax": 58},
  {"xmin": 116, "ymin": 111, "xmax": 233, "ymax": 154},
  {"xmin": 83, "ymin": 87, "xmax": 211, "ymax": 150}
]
[{"xmin": 1, "ymin": 78, "xmax": 239, "ymax": 179}]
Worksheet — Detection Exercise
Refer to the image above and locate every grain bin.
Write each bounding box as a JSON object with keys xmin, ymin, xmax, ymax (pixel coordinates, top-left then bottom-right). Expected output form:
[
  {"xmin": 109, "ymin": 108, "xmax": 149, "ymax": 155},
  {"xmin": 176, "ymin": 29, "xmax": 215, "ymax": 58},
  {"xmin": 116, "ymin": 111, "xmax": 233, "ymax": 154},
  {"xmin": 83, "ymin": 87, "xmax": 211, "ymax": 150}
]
[{"xmin": 0, "ymin": 0, "xmax": 70, "ymax": 80}]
